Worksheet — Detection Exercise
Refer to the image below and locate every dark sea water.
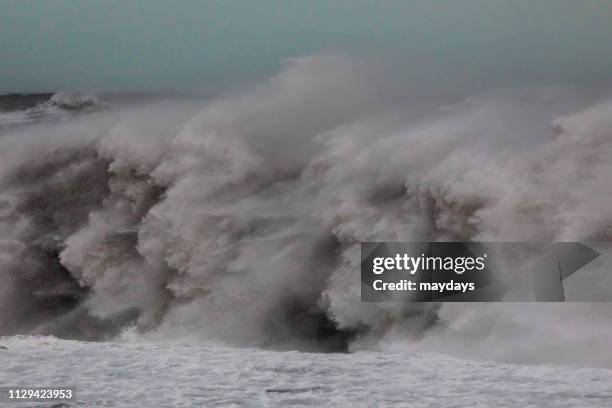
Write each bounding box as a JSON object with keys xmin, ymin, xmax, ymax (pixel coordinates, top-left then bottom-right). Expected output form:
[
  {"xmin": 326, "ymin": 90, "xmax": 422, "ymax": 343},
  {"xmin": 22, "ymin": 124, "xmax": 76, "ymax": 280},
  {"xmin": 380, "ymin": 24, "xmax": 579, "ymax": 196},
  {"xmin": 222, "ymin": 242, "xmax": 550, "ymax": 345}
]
[{"xmin": 0, "ymin": 93, "xmax": 54, "ymax": 111}]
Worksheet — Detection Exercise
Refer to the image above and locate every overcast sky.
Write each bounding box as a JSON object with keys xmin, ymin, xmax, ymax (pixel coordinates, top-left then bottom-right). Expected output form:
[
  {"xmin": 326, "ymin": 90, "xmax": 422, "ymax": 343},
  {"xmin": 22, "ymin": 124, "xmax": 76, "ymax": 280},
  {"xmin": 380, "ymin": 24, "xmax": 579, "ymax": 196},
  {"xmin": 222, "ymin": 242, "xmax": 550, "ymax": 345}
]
[{"xmin": 1, "ymin": 0, "xmax": 611, "ymax": 93}]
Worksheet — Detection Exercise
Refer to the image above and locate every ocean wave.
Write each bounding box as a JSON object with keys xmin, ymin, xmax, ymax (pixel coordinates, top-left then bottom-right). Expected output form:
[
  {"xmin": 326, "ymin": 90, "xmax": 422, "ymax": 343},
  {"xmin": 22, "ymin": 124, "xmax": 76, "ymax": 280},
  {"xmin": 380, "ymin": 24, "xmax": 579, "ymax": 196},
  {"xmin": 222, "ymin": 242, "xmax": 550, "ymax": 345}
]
[
  {"xmin": 0, "ymin": 55, "xmax": 611, "ymax": 364},
  {"xmin": 0, "ymin": 92, "xmax": 109, "ymax": 128}
]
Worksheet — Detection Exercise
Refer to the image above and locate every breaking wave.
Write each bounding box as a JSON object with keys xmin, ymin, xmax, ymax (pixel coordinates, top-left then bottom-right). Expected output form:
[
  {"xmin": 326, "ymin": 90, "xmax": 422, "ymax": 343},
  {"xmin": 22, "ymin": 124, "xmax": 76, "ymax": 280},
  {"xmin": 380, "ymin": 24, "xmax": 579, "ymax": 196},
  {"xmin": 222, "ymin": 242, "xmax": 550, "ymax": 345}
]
[
  {"xmin": 0, "ymin": 55, "xmax": 611, "ymax": 365},
  {"xmin": 0, "ymin": 92, "xmax": 108, "ymax": 128}
]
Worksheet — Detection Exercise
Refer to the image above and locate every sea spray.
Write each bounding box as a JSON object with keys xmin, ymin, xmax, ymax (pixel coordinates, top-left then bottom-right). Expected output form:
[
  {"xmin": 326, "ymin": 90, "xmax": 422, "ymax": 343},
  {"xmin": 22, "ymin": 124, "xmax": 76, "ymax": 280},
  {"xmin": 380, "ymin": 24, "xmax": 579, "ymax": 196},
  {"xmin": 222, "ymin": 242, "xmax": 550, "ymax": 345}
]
[{"xmin": 0, "ymin": 55, "xmax": 610, "ymax": 363}]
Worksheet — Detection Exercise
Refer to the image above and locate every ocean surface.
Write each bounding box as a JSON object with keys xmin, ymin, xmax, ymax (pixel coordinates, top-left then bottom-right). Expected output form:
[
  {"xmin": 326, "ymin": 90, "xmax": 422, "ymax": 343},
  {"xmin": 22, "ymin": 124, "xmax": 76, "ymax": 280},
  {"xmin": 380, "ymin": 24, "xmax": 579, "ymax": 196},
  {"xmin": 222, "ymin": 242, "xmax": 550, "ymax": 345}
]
[{"xmin": 1, "ymin": 335, "xmax": 612, "ymax": 408}]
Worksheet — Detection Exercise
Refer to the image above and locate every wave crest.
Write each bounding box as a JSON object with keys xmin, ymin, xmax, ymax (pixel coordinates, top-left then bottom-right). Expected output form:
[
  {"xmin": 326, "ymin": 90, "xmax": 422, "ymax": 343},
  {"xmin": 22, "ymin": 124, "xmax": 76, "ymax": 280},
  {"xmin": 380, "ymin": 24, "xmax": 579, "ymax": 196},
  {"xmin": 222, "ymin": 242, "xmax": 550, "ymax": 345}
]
[{"xmin": 0, "ymin": 55, "xmax": 611, "ymax": 362}]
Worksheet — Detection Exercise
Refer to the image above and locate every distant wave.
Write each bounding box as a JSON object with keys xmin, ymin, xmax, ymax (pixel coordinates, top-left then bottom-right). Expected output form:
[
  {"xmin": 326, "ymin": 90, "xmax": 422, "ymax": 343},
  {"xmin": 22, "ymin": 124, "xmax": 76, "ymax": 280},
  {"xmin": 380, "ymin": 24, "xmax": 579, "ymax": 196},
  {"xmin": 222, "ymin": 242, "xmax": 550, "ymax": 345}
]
[
  {"xmin": 48, "ymin": 92, "xmax": 109, "ymax": 111},
  {"xmin": 0, "ymin": 55, "xmax": 611, "ymax": 365},
  {"xmin": 0, "ymin": 92, "xmax": 109, "ymax": 128}
]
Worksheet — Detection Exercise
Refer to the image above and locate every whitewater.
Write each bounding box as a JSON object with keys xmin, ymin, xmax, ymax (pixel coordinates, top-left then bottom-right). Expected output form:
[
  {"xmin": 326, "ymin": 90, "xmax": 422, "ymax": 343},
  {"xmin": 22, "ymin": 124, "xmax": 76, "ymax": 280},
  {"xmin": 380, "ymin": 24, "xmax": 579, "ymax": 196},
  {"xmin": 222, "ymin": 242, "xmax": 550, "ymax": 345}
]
[
  {"xmin": 1, "ymin": 54, "xmax": 612, "ymax": 407},
  {"xmin": 2, "ymin": 335, "xmax": 612, "ymax": 407}
]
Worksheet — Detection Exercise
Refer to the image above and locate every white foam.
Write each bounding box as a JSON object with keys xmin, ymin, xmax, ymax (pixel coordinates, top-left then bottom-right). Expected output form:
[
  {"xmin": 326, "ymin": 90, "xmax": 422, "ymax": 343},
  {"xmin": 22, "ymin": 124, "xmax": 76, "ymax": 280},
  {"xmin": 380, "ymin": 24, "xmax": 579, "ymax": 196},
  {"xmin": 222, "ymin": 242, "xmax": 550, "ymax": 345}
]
[{"xmin": 0, "ymin": 55, "xmax": 610, "ymax": 366}]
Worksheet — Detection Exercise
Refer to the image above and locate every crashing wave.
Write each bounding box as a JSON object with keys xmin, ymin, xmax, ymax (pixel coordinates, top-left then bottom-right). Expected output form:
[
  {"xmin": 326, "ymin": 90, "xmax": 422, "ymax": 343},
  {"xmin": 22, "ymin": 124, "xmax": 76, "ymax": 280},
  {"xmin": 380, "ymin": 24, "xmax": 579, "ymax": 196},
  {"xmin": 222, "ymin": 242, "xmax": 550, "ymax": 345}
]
[
  {"xmin": 48, "ymin": 92, "xmax": 110, "ymax": 112},
  {"xmin": 0, "ymin": 92, "xmax": 109, "ymax": 128},
  {"xmin": 0, "ymin": 55, "xmax": 611, "ymax": 363}
]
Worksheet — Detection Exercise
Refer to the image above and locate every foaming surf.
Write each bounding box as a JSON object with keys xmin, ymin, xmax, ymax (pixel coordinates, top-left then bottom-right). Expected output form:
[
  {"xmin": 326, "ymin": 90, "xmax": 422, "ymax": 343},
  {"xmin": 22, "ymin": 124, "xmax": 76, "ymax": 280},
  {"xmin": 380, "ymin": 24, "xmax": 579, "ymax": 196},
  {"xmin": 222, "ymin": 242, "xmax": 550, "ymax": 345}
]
[{"xmin": 0, "ymin": 55, "xmax": 611, "ymax": 366}]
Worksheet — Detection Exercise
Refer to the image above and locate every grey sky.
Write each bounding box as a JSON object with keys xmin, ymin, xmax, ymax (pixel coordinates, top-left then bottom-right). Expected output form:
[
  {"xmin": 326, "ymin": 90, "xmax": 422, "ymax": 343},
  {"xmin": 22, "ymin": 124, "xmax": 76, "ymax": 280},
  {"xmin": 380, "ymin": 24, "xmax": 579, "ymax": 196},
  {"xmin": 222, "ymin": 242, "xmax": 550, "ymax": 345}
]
[{"xmin": 1, "ymin": 0, "xmax": 611, "ymax": 93}]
